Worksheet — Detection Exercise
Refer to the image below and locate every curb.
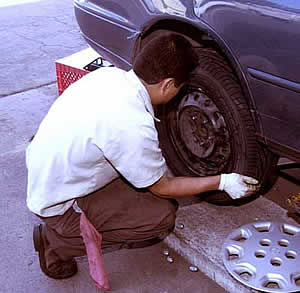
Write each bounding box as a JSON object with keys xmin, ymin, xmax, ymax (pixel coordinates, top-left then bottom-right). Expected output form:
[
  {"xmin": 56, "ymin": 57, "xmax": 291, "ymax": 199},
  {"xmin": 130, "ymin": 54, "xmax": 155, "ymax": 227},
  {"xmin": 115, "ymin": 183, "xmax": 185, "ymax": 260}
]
[{"xmin": 163, "ymin": 197, "xmax": 299, "ymax": 293}]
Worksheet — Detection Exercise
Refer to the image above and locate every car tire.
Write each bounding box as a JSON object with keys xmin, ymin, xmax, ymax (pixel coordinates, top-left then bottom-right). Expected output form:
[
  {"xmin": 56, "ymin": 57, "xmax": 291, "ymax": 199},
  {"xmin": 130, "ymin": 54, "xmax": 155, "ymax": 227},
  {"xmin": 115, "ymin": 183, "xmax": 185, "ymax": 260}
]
[{"xmin": 156, "ymin": 48, "xmax": 278, "ymax": 205}]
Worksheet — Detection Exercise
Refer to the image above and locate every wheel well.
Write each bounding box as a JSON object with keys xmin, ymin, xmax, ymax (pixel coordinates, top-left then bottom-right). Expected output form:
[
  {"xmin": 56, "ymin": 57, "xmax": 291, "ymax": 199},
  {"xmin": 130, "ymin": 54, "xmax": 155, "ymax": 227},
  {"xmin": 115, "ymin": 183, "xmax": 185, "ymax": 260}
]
[
  {"xmin": 132, "ymin": 19, "xmax": 261, "ymax": 138},
  {"xmin": 133, "ymin": 20, "xmax": 235, "ymax": 74}
]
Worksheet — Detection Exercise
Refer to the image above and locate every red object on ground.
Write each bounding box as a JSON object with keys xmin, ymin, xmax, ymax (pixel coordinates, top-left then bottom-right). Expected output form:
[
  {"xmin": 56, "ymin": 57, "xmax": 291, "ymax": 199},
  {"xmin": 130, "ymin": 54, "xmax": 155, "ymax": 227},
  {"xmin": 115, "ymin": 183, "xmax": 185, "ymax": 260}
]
[
  {"xmin": 55, "ymin": 63, "xmax": 88, "ymax": 95},
  {"xmin": 80, "ymin": 212, "xmax": 110, "ymax": 291},
  {"xmin": 55, "ymin": 48, "xmax": 100, "ymax": 95}
]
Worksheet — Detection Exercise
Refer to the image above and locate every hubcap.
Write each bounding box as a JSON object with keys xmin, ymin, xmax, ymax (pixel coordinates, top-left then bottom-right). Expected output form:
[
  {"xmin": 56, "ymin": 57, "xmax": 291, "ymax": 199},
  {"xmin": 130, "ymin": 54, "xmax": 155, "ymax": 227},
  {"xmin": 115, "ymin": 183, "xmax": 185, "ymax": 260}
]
[{"xmin": 223, "ymin": 222, "xmax": 300, "ymax": 292}]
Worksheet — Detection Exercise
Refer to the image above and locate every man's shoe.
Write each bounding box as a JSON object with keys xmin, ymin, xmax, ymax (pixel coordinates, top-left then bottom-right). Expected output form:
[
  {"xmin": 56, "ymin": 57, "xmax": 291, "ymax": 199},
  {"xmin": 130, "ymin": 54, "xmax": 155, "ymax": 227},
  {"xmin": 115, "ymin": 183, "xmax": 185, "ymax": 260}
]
[{"xmin": 33, "ymin": 224, "xmax": 78, "ymax": 279}]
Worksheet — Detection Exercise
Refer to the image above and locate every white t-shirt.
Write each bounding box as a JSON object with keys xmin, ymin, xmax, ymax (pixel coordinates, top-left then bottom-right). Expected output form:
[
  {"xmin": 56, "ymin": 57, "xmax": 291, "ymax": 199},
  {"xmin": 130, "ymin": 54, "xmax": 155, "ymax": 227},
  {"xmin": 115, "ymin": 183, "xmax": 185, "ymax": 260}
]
[{"xmin": 26, "ymin": 67, "xmax": 167, "ymax": 217}]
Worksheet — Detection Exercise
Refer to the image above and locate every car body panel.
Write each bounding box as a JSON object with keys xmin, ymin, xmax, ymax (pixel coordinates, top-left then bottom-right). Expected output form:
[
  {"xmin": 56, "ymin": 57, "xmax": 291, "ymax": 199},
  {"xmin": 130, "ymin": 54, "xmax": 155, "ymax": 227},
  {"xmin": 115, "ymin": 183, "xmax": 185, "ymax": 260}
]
[
  {"xmin": 74, "ymin": 0, "xmax": 300, "ymax": 161},
  {"xmin": 194, "ymin": 0, "xmax": 300, "ymax": 154}
]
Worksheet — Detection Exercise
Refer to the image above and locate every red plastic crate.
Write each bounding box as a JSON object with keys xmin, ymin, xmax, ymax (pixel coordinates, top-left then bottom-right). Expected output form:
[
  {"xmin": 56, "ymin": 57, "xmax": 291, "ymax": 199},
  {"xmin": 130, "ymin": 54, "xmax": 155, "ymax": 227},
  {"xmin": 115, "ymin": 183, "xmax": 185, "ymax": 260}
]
[
  {"xmin": 55, "ymin": 48, "xmax": 101, "ymax": 95},
  {"xmin": 56, "ymin": 63, "xmax": 88, "ymax": 95}
]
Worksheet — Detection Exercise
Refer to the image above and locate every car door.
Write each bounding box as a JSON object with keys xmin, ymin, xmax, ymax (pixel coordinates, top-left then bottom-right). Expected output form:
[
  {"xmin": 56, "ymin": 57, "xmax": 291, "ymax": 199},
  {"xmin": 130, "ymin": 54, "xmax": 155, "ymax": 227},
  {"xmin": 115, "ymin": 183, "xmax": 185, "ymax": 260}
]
[{"xmin": 194, "ymin": 0, "xmax": 300, "ymax": 157}]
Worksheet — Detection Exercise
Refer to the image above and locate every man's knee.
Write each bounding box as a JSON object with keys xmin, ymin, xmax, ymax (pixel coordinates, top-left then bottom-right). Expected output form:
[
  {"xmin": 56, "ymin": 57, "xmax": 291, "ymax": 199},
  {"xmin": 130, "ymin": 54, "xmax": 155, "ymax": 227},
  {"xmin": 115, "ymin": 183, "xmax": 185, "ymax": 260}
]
[
  {"xmin": 159, "ymin": 199, "xmax": 178, "ymax": 232},
  {"xmin": 124, "ymin": 201, "xmax": 177, "ymax": 250}
]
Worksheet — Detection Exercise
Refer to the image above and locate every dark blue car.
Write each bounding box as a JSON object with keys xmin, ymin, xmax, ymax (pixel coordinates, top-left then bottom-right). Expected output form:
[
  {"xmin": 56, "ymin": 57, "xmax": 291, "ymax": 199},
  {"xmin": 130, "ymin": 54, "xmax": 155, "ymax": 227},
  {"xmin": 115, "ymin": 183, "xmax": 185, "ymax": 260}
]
[{"xmin": 74, "ymin": 0, "xmax": 300, "ymax": 204}]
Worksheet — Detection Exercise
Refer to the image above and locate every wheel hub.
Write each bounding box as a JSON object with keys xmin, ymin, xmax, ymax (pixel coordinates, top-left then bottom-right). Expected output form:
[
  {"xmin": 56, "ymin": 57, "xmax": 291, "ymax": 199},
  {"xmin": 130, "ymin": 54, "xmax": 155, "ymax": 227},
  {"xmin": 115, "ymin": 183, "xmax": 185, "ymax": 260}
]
[
  {"xmin": 169, "ymin": 88, "xmax": 231, "ymax": 175},
  {"xmin": 179, "ymin": 107, "xmax": 215, "ymax": 158}
]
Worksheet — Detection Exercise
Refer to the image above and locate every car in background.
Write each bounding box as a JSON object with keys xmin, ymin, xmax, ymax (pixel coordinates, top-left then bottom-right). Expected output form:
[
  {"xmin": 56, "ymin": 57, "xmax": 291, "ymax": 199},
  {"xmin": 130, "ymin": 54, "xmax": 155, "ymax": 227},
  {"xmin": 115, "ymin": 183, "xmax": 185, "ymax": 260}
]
[{"xmin": 74, "ymin": 0, "xmax": 300, "ymax": 204}]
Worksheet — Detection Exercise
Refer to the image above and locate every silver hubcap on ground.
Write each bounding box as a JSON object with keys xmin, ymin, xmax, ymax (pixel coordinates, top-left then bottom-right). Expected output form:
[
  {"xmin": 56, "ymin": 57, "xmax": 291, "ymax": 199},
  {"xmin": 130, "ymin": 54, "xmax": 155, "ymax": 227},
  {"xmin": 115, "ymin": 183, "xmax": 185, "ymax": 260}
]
[{"xmin": 222, "ymin": 221, "xmax": 300, "ymax": 292}]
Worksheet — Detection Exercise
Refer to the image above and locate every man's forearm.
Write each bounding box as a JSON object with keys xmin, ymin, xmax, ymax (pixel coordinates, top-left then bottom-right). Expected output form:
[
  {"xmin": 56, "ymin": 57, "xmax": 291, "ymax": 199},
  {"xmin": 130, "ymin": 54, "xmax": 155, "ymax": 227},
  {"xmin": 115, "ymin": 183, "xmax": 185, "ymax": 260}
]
[{"xmin": 149, "ymin": 173, "xmax": 221, "ymax": 198}]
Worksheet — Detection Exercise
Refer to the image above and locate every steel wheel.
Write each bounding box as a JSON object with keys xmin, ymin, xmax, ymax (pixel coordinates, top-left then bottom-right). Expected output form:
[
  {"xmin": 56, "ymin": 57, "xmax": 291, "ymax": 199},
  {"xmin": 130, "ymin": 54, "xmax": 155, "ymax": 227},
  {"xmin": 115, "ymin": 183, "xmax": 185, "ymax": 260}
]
[
  {"xmin": 166, "ymin": 87, "xmax": 231, "ymax": 176},
  {"xmin": 156, "ymin": 48, "xmax": 278, "ymax": 205}
]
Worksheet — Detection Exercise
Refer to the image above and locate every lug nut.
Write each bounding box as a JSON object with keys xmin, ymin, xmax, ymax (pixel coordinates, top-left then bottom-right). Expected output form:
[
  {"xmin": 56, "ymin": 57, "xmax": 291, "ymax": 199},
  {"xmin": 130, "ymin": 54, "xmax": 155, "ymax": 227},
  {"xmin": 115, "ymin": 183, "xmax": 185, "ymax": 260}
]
[
  {"xmin": 162, "ymin": 249, "xmax": 169, "ymax": 256},
  {"xmin": 167, "ymin": 256, "xmax": 174, "ymax": 263},
  {"xmin": 178, "ymin": 223, "xmax": 184, "ymax": 229},
  {"xmin": 189, "ymin": 265, "xmax": 199, "ymax": 272}
]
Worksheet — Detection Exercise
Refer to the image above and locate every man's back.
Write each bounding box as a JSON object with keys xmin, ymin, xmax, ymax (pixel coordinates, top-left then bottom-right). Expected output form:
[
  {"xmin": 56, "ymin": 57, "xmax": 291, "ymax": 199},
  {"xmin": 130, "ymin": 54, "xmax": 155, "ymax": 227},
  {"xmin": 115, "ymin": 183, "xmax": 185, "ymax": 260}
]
[{"xmin": 26, "ymin": 67, "xmax": 166, "ymax": 216}]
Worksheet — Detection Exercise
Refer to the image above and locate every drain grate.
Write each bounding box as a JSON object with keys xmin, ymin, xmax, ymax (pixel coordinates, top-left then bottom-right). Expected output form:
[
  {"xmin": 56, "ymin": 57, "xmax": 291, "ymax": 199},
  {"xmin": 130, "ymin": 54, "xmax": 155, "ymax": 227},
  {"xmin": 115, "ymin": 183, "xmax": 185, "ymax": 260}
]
[{"xmin": 222, "ymin": 221, "xmax": 300, "ymax": 292}]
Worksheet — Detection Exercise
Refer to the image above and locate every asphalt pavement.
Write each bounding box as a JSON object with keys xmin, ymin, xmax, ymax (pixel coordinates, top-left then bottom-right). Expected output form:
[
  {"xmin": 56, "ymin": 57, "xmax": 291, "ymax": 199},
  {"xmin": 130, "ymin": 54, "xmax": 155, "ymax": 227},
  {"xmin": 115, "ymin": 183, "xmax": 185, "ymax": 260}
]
[
  {"xmin": 0, "ymin": 1, "xmax": 224, "ymax": 292},
  {"xmin": 1, "ymin": 1, "xmax": 299, "ymax": 293}
]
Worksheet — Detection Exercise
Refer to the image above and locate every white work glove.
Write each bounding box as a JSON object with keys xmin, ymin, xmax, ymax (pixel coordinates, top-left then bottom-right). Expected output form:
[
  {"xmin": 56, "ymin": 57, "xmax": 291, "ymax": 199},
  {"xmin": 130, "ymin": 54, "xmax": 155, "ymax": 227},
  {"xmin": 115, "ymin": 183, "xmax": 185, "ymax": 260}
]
[{"xmin": 218, "ymin": 173, "xmax": 260, "ymax": 199}]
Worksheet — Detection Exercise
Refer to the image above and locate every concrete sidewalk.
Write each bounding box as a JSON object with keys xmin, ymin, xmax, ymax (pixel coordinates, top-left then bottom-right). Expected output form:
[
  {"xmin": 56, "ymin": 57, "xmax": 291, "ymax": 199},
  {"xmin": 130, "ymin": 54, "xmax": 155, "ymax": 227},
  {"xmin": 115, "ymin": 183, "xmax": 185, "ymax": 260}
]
[
  {"xmin": 164, "ymin": 197, "xmax": 300, "ymax": 293},
  {"xmin": 0, "ymin": 86, "xmax": 225, "ymax": 293},
  {"xmin": 1, "ymin": 80, "xmax": 299, "ymax": 293},
  {"xmin": 1, "ymin": 1, "xmax": 299, "ymax": 291}
]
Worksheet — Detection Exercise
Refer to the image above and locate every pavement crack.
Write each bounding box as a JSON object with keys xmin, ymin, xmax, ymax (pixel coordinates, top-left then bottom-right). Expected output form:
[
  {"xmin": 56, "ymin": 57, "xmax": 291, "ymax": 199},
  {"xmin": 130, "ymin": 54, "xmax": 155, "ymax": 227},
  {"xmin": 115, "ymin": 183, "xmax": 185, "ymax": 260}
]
[
  {"xmin": 0, "ymin": 81, "xmax": 57, "ymax": 98},
  {"xmin": 53, "ymin": 16, "xmax": 72, "ymax": 26},
  {"xmin": 13, "ymin": 30, "xmax": 77, "ymax": 53}
]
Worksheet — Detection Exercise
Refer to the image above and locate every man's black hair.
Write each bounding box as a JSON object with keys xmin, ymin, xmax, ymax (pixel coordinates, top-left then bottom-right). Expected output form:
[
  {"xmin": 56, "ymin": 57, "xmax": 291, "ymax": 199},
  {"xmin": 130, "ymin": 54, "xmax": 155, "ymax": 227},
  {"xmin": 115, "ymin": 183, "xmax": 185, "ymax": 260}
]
[{"xmin": 133, "ymin": 33, "xmax": 198, "ymax": 87}]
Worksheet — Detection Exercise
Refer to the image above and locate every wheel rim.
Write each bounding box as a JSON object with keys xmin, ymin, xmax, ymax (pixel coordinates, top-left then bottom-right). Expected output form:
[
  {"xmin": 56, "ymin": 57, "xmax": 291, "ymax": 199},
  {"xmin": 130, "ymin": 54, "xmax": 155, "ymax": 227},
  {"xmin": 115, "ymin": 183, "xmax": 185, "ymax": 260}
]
[{"xmin": 166, "ymin": 87, "xmax": 232, "ymax": 176}]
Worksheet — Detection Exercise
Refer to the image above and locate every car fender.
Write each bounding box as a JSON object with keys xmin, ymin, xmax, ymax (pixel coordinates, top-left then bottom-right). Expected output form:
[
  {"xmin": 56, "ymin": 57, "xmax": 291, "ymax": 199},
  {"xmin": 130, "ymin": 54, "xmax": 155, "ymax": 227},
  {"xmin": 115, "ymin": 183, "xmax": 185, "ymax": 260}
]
[{"xmin": 133, "ymin": 16, "xmax": 261, "ymax": 135}]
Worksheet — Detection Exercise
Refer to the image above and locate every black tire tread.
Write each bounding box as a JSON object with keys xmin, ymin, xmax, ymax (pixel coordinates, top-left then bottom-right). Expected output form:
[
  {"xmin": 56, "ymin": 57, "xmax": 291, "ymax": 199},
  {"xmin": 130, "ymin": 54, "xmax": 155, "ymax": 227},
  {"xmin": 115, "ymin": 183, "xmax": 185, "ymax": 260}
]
[{"xmin": 157, "ymin": 48, "xmax": 278, "ymax": 205}]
